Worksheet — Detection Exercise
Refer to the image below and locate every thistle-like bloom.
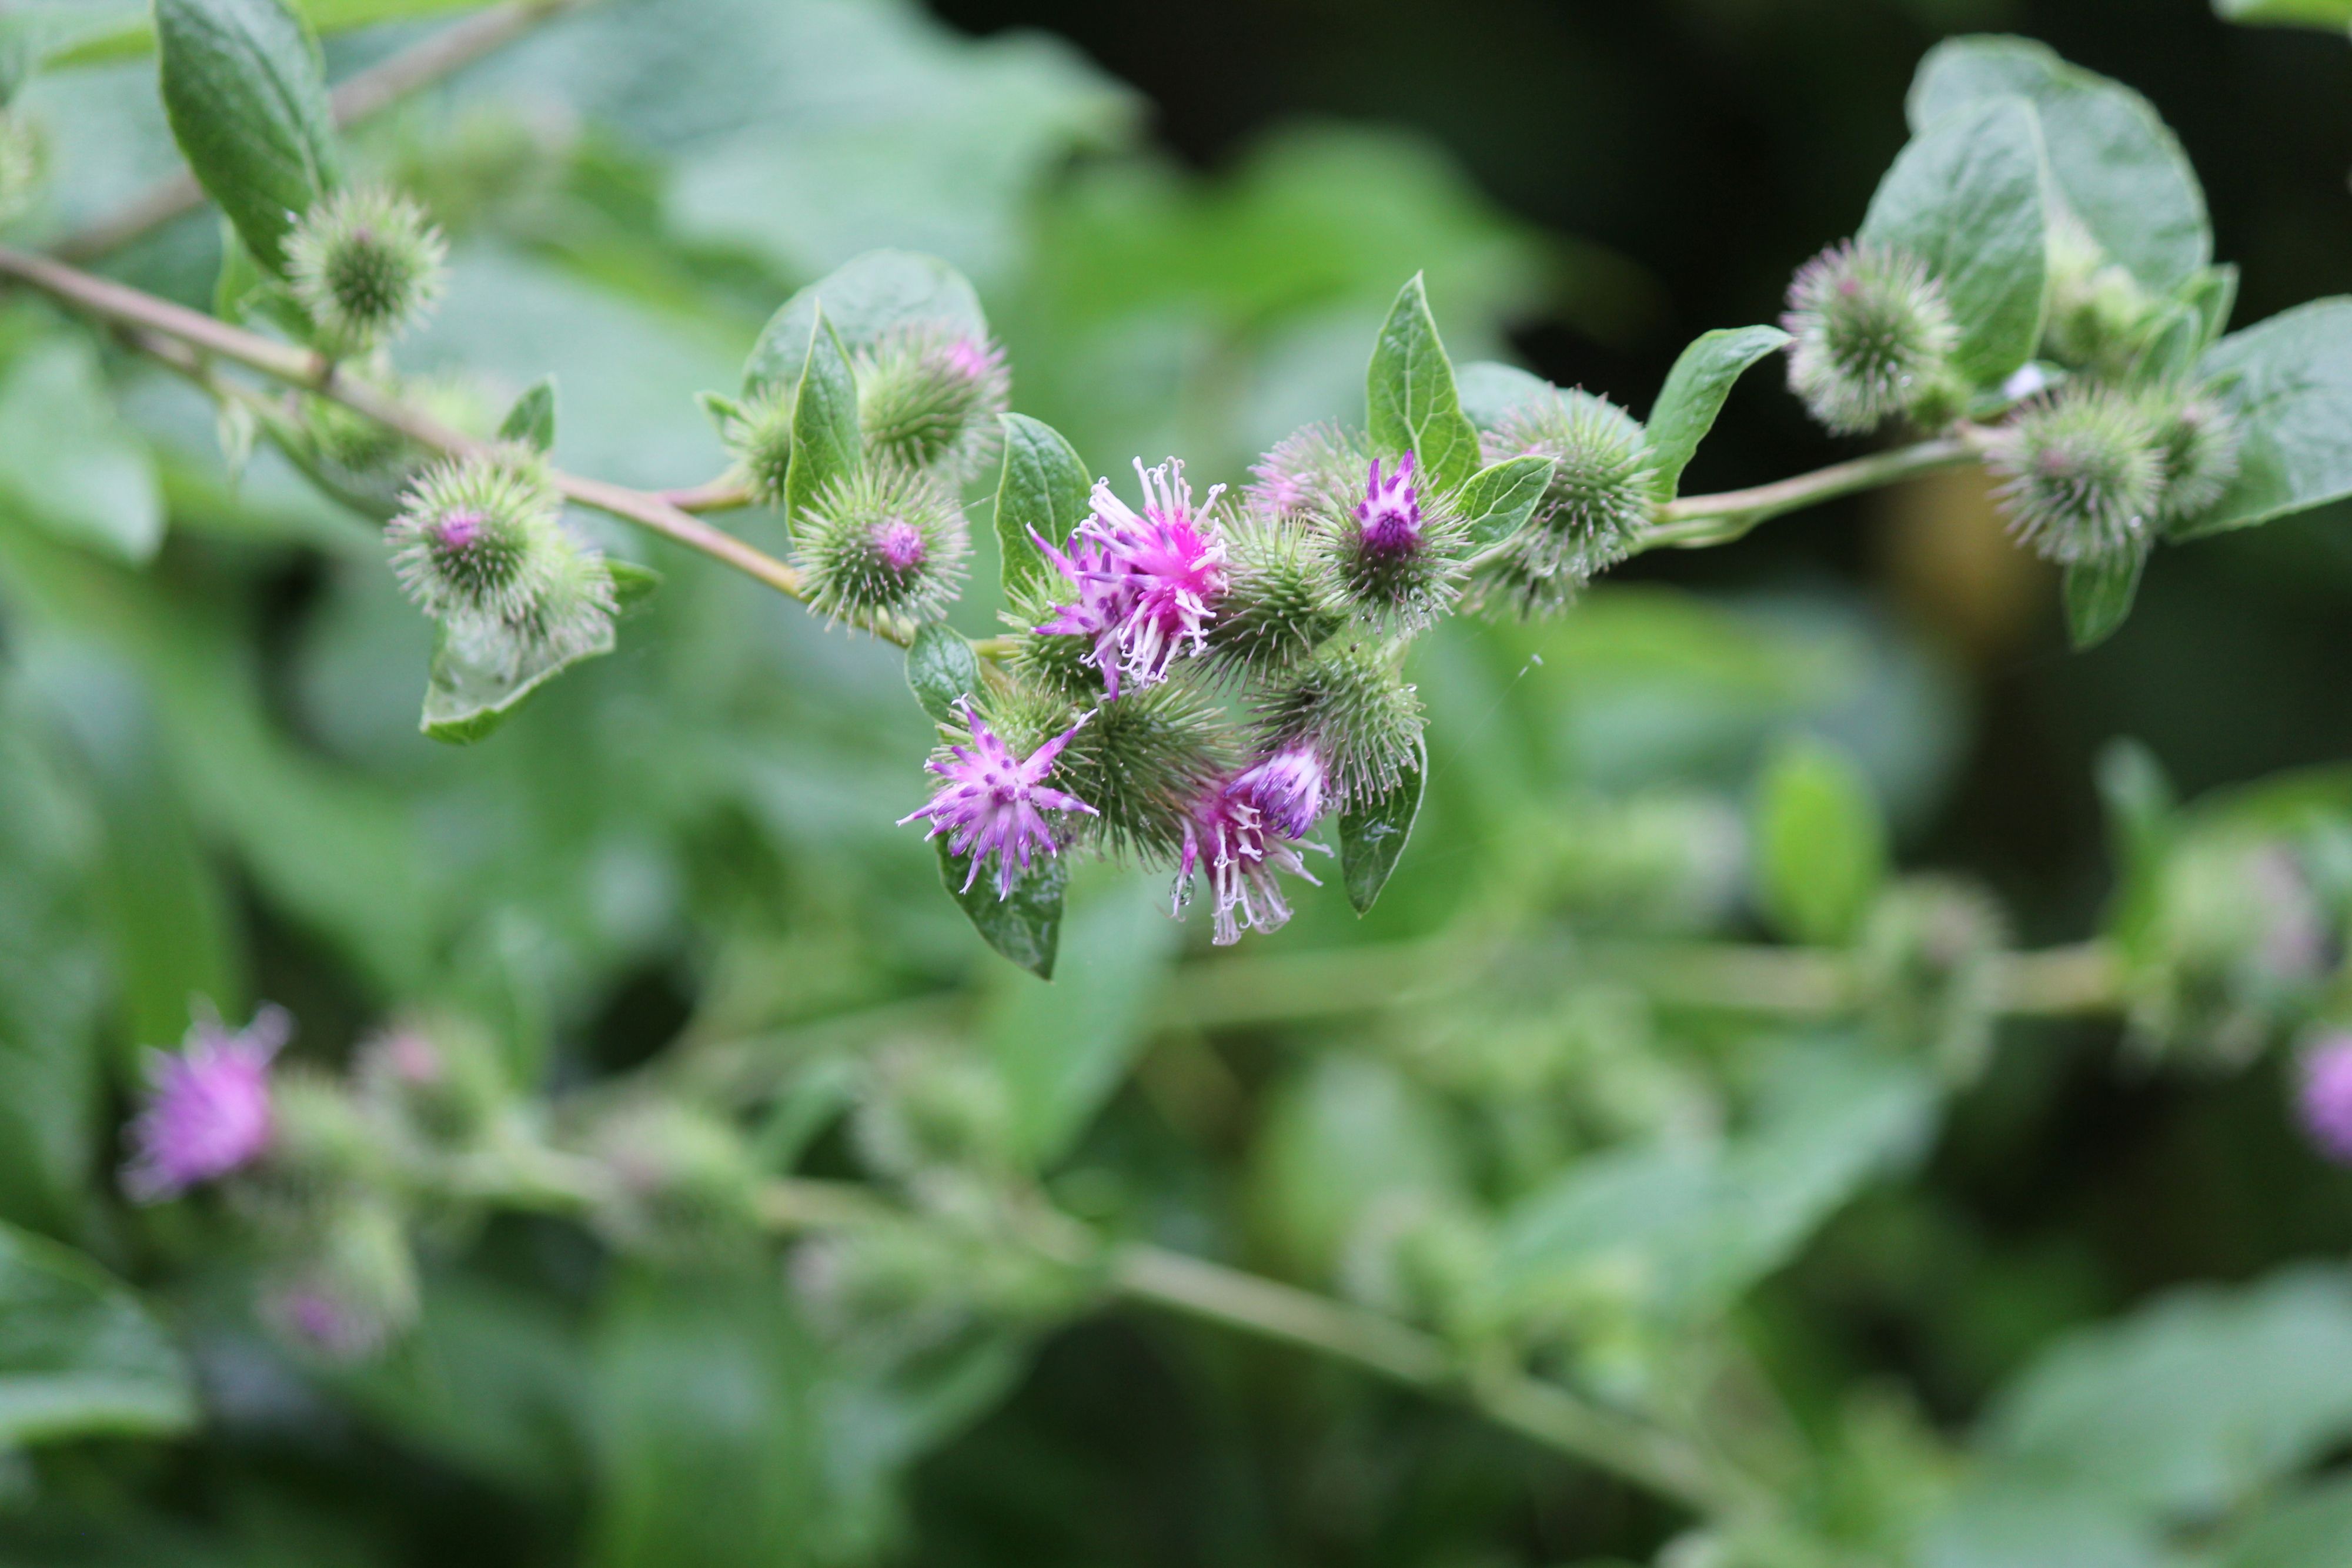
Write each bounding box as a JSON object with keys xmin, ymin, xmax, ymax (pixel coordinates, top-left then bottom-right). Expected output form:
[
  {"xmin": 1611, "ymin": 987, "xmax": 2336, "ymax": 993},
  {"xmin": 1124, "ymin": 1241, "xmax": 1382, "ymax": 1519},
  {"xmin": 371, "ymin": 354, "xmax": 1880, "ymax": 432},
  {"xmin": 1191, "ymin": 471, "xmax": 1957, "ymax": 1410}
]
[
  {"xmin": 1356, "ymin": 454, "xmax": 1422, "ymax": 556},
  {"xmin": 2297, "ymin": 1035, "xmax": 2352, "ymax": 1166},
  {"xmin": 900, "ymin": 705, "xmax": 1098, "ymax": 898},
  {"xmin": 1035, "ymin": 459, "xmax": 1230, "ymax": 696},
  {"xmin": 793, "ymin": 461, "xmax": 969, "ymax": 629},
  {"xmin": 123, "ymin": 1006, "xmax": 291, "ymax": 1202},
  {"xmin": 1176, "ymin": 748, "xmax": 1331, "ymax": 946},
  {"xmin": 285, "ymin": 185, "xmax": 448, "ymax": 359}
]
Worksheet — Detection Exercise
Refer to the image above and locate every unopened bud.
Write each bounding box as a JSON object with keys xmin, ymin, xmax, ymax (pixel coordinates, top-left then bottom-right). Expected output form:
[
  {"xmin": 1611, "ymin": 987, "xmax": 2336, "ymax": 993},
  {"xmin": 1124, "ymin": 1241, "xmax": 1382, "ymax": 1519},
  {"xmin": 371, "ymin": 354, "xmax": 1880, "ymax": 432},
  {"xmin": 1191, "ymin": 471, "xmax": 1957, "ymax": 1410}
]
[
  {"xmin": 581, "ymin": 1101, "xmax": 762, "ymax": 1258},
  {"xmin": 855, "ymin": 325, "xmax": 1010, "ymax": 482},
  {"xmin": 1474, "ymin": 389, "xmax": 1653, "ymax": 617},
  {"xmin": 356, "ymin": 1015, "xmax": 506, "ymax": 1151},
  {"xmin": 721, "ymin": 387, "xmax": 795, "ymax": 506},
  {"xmin": 388, "ymin": 451, "xmax": 616, "ymax": 661},
  {"xmin": 1782, "ymin": 240, "xmax": 1960, "ymax": 435},
  {"xmin": 2141, "ymin": 385, "xmax": 2242, "ymax": 528},
  {"xmin": 262, "ymin": 1198, "xmax": 417, "ymax": 1362},
  {"xmin": 1256, "ymin": 637, "xmax": 1424, "ymax": 808},
  {"xmin": 1202, "ymin": 513, "xmax": 1345, "ymax": 681},
  {"xmin": 1322, "ymin": 451, "xmax": 1468, "ymax": 631},
  {"xmin": 1047, "ymin": 680, "xmax": 1226, "ymax": 862},
  {"xmin": 2128, "ymin": 838, "xmax": 2333, "ymax": 1067},
  {"xmin": 792, "ymin": 462, "xmax": 968, "ymax": 629},
  {"xmin": 2043, "ymin": 211, "xmax": 2157, "ymax": 375},
  {"xmin": 285, "ymin": 185, "xmax": 447, "ymax": 359},
  {"xmin": 1989, "ymin": 385, "xmax": 2165, "ymax": 565}
]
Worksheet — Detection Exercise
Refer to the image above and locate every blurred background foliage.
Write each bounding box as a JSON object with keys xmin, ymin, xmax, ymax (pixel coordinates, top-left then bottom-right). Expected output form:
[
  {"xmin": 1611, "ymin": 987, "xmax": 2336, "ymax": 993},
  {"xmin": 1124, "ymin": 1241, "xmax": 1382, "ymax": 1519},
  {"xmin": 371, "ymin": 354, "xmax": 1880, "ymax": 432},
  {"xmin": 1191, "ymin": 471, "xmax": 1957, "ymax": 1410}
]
[{"xmin": 1, "ymin": 0, "xmax": 2351, "ymax": 1564}]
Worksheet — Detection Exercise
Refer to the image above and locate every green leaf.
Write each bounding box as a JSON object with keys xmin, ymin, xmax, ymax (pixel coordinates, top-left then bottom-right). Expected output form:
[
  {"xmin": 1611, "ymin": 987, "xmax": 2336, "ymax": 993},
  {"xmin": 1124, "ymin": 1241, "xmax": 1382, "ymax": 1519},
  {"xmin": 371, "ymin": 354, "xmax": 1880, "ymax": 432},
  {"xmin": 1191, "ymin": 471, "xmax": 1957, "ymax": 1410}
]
[
  {"xmin": 497, "ymin": 376, "xmax": 557, "ymax": 454},
  {"xmin": 1983, "ymin": 1265, "xmax": 2352, "ymax": 1520},
  {"xmin": 1910, "ymin": 37, "xmax": 2210, "ymax": 296},
  {"xmin": 983, "ymin": 868, "xmax": 1178, "ymax": 1166},
  {"xmin": 742, "ymin": 249, "xmax": 985, "ymax": 399},
  {"xmin": 2062, "ymin": 550, "xmax": 2146, "ymax": 651},
  {"xmin": 1752, "ymin": 735, "xmax": 1889, "ymax": 946},
  {"xmin": 2183, "ymin": 263, "xmax": 2239, "ymax": 350},
  {"xmin": 2211, "ymin": 1476, "xmax": 2352, "ymax": 1568},
  {"xmin": 1475, "ymin": 1038, "xmax": 1934, "ymax": 1332},
  {"xmin": 993, "ymin": 413, "xmax": 1089, "ymax": 601},
  {"xmin": 154, "ymin": 0, "xmax": 343, "ymax": 275},
  {"xmin": 1921, "ymin": 1483, "xmax": 2175, "ymax": 1568},
  {"xmin": 590, "ymin": 1264, "xmax": 816, "ymax": 1568},
  {"xmin": 2215, "ymin": 0, "xmax": 2352, "ymax": 24},
  {"xmin": 904, "ymin": 621, "xmax": 981, "ymax": 726},
  {"xmin": 606, "ymin": 560, "xmax": 662, "ymax": 610},
  {"xmin": 783, "ymin": 309, "xmax": 860, "ymax": 532},
  {"xmin": 1339, "ymin": 732, "xmax": 1425, "ymax": 914},
  {"xmin": 419, "ymin": 612, "xmax": 616, "ymax": 745},
  {"xmin": 938, "ymin": 837, "xmax": 1067, "ymax": 981},
  {"xmin": 0, "ymin": 1221, "xmax": 196, "ymax": 1446},
  {"xmin": 1365, "ymin": 273, "xmax": 1482, "ymax": 494},
  {"xmin": 1456, "ymin": 455, "xmax": 1555, "ymax": 550},
  {"xmin": 1644, "ymin": 326, "xmax": 1790, "ymax": 500},
  {"xmin": 0, "ymin": 336, "xmax": 163, "ymax": 563},
  {"xmin": 1454, "ymin": 360, "xmax": 1555, "ymax": 433},
  {"xmin": 2176, "ymin": 299, "xmax": 2352, "ymax": 537},
  {"xmin": 1860, "ymin": 94, "xmax": 2053, "ymax": 388}
]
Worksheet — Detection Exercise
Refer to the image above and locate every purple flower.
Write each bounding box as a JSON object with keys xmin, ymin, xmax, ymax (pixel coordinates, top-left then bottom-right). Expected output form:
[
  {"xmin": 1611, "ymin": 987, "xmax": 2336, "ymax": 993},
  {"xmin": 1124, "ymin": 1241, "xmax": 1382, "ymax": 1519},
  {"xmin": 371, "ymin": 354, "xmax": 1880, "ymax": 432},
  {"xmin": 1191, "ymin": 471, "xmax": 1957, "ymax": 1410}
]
[
  {"xmin": 943, "ymin": 334, "xmax": 1006, "ymax": 389},
  {"xmin": 2298, "ymin": 1035, "xmax": 2352, "ymax": 1165},
  {"xmin": 123, "ymin": 1006, "xmax": 290, "ymax": 1202},
  {"xmin": 1176, "ymin": 749, "xmax": 1331, "ymax": 946},
  {"xmin": 1355, "ymin": 453, "xmax": 1422, "ymax": 557},
  {"xmin": 900, "ymin": 705, "xmax": 1098, "ymax": 898},
  {"xmin": 1034, "ymin": 459, "xmax": 1228, "ymax": 696},
  {"xmin": 874, "ymin": 517, "xmax": 928, "ymax": 573}
]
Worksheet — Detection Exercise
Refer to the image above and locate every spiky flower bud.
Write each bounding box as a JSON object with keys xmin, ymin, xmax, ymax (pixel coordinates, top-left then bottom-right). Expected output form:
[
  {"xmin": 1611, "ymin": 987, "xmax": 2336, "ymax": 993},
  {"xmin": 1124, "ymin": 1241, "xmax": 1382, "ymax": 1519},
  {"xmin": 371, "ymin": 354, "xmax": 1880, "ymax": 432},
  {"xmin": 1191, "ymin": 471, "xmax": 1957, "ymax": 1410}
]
[
  {"xmin": 1248, "ymin": 423, "xmax": 1369, "ymax": 520},
  {"xmin": 1257, "ymin": 638, "xmax": 1423, "ymax": 808},
  {"xmin": 720, "ymin": 386, "xmax": 795, "ymax": 506},
  {"xmin": 285, "ymin": 185, "xmax": 447, "ymax": 358},
  {"xmin": 0, "ymin": 110, "xmax": 48, "ymax": 226},
  {"xmin": 582, "ymin": 1101, "xmax": 764, "ymax": 1258},
  {"xmin": 262, "ymin": 1198, "xmax": 418, "ymax": 1361},
  {"xmin": 356, "ymin": 1016, "xmax": 506, "ymax": 1151},
  {"xmin": 1048, "ymin": 680, "xmax": 1228, "ymax": 861},
  {"xmin": 1782, "ymin": 240, "xmax": 1960, "ymax": 435},
  {"xmin": 2140, "ymin": 385, "xmax": 2242, "ymax": 528},
  {"xmin": 1988, "ymin": 385, "xmax": 2166, "ymax": 564},
  {"xmin": 855, "ymin": 325, "xmax": 1010, "ymax": 482},
  {"xmin": 792, "ymin": 462, "xmax": 968, "ymax": 630},
  {"xmin": 1857, "ymin": 877, "xmax": 2009, "ymax": 1084},
  {"xmin": 1473, "ymin": 390, "xmax": 1652, "ymax": 617},
  {"xmin": 1320, "ymin": 452, "xmax": 1469, "ymax": 631},
  {"xmin": 1202, "ymin": 513, "xmax": 1346, "ymax": 681},
  {"xmin": 387, "ymin": 452, "xmax": 616, "ymax": 662},
  {"xmin": 2128, "ymin": 838, "xmax": 2332, "ymax": 1068}
]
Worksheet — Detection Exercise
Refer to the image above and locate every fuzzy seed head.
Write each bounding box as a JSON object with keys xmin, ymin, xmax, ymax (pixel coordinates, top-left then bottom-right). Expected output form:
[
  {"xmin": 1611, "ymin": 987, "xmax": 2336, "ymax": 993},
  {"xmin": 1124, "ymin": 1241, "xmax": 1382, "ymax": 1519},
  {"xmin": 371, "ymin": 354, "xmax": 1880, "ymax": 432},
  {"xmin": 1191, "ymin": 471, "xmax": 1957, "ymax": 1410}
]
[
  {"xmin": 2142, "ymin": 386, "xmax": 2242, "ymax": 528},
  {"xmin": 387, "ymin": 452, "xmax": 565, "ymax": 621},
  {"xmin": 1474, "ymin": 390, "xmax": 1652, "ymax": 617},
  {"xmin": 285, "ymin": 185, "xmax": 447, "ymax": 358},
  {"xmin": 723, "ymin": 387, "xmax": 796, "ymax": 506},
  {"xmin": 793, "ymin": 463, "xmax": 970, "ymax": 630},
  {"xmin": 856, "ymin": 325, "xmax": 1010, "ymax": 483},
  {"xmin": 1990, "ymin": 385, "xmax": 2166, "ymax": 564},
  {"xmin": 1782, "ymin": 240, "xmax": 1960, "ymax": 435},
  {"xmin": 1257, "ymin": 639, "xmax": 1424, "ymax": 808}
]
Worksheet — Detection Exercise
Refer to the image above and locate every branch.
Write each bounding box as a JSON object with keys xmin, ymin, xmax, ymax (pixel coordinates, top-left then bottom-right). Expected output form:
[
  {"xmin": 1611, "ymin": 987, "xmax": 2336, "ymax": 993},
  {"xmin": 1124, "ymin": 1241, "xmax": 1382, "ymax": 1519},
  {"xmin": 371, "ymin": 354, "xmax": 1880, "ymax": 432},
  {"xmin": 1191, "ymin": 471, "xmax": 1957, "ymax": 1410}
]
[
  {"xmin": 0, "ymin": 243, "xmax": 850, "ymax": 629},
  {"xmin": 52, "ymin": 0, "xmax": 590, "ymax": 264},
  {"xmin": 1641, "ymin": 435, "xmax": 1983, "ymax": 550}
]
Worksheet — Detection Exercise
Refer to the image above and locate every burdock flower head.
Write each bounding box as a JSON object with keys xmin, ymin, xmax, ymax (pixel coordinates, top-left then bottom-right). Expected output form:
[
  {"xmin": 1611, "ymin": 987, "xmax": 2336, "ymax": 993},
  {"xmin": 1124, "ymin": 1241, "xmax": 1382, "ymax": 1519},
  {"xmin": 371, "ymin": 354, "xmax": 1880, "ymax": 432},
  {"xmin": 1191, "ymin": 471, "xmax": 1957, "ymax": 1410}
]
[
  {"xmin": 793, "ymin": 461, "xmax": 970, "ymax": 630},
  {"xmin": 1989, "ymin": 385, "xmax": 2166, "ymax": 565},
  {"xmin": 1782, "ymin": 239, "xmax": 1960, "ymax": 435},
  {"xmin": 1034, "ymin": 459, "xmax": 1229, "ymax": 697},
  {"xmin": 123, "ymin": 1005, "xmax": 291, "ymax": 1202},
  {"xmin": 2299, "ymin": 1034, "xmax": 2352, "ymax": 1166},
  {"xmin": 1326, "ymin": 451, "xmax": 1467, "ymax": 631},
  {"xmin": 856, "ymin": 324, "xmax": 1011, "ymax": 482},
  {"xmin": 285, "ymin": 185, "xmax": 448, "ymax": 359},
  {"xmin": 901, "ymin": 703, "xmax": 1098, "ymax": 898},
  {"xmin": 1175, "ymin": 745, "xmax": 1331, "ymax": 946}
]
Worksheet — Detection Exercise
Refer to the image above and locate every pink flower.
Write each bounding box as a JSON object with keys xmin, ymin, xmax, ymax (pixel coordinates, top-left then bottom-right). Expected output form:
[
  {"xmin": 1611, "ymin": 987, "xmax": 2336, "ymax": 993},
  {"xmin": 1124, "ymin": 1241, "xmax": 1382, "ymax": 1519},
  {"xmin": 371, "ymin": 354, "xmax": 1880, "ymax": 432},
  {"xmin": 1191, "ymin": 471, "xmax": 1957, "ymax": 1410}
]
[
  {"xmin": 1035, "ymin": 459, "xmax": 1228, "ymax": 696},
  {"xmin": 1176, "ymin": 748, "xmax": 1330, "ymax": 946},
  {"xmin": 1355, "ymin": 453, "xmax": 1422, "ymax": 556},
  {"xmin": 2298, "ymin": 1035, "xmax": 2352, "ymax": 1166},
  {"xmin": 900, "ymin": 705, "xmax": 1098, "ymax": 898},
  {"xmin": 123, "ymin": 1006, "xmax": 290, "ymax": 1202}
]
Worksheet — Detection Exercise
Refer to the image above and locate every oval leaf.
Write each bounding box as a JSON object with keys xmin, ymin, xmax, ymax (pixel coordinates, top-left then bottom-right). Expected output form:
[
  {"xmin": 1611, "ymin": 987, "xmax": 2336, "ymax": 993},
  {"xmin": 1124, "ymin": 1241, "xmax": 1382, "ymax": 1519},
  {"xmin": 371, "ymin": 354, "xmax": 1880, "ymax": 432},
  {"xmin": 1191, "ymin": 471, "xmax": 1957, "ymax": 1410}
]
[
  {"xmin": 1458, "ymin": 454, "xmax": 1555, "ymax": 550},
  {"xmin": 1339, "ymin": 733, "xmax": 1425, "ymax": 914},
  {"xmin": 155, "ymin": 0, "xmax": 343, "ymax": 275},
  {"xmin": 497, "ymin": 376, "xmax": 557, "ymax": 454},
  {"xmin": 1455, "ymin": 360, "xmax": 1555, "ymax": 433},
  {"xmin": 994, "ymin": 413, "xmax": 1088, "ymax": 601},
  {"xmin": 1366, "ymin": 274, "xmax": 1482, "ymax": 494},
  {"xmin": 742, "ymin": 250, "xmax": 985, "ymax": 398},
  {"xmin": 783, "ymin": 307, "xmax": 860, "ymax": 534},
  {"xmin": 2179, "ymin": 298, "xmax": 2352, "ymax": 537},
  {"xmin": 2062, "ymin": 549, "xmax": 2146, "ymax": 651},
  {"xmin": 1860, "ymin": 93, "xmax": 2053, "ymax": 388},
  {"xmin": 1645, "ymin": 325, "xmax": 1789, "ymax": 500},
  {"xmin": 938, "ymin": 837, "xmax": 1066, "ymax": 980},
  {"xmin": 0, "ymin": 1221, "xmax": 195, "ymax": 1447},
  {"xmin": 1909, "ymin": 36, "xmax": 2210, "ymax": 296},
  {"xmin": 905, "ymin": 621, "xmax": 981, "ymax": 726}
]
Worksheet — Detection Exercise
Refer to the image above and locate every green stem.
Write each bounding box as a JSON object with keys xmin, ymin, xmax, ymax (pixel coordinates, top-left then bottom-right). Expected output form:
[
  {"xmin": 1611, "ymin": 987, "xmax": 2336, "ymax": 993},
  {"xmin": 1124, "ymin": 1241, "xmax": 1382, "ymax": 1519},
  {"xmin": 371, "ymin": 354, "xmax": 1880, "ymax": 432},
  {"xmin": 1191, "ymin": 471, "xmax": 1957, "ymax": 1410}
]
[{"xmin": 1642, "ymin": 436, "xmax": 1982, "ymax": 549}]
